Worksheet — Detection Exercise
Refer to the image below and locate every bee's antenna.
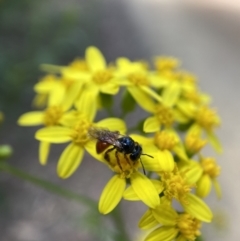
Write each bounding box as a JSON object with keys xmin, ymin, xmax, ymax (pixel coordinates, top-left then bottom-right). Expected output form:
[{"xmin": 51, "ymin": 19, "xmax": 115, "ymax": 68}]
[
  {"xmin": 142, "ymin": 153, "xmax": 154, "ymax": 158},
  {"xmin": 139, "ymin": 158, "xmax": 146, "ymax": 175}
]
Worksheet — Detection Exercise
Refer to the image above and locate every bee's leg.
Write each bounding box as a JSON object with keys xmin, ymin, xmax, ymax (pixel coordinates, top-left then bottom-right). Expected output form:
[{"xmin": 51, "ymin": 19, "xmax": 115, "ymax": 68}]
[
  {"xmin": 124, "ymin": 154, "xmax": 133, "ymax": 167},
  {"xmin": 104, "ymin": 146, "xmax": 115, "ymax": 163},
  {"xmin": 115, "ymin": 150, "xmax": 123, "ymax": 171}
]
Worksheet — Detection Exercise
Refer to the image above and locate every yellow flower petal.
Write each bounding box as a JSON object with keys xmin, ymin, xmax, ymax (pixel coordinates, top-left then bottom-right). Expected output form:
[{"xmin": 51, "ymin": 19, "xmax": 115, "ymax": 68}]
[
  {"xmin": 145, "ymin": 227, "xmax": 178, "ymax": 241},
  {"xmin": 138, "ymin": 209, "xmax": 158, "ymax": 230},
  {"xmin": 48, "ymin": 83, "xmax": 66, "ymax": 106},
  {"xmin": 152, "ymin": 204, "xmax": 178, "ymax": 226},
  {"xmin": 99, "ymin": 175, "xmax": 126, "ymax": 214},
  {"xmin": 96, "ymin": 118, "xmax": 127, "ymax": 133},
  {"xmin": 86, "ymin": 46, "xmax": 106, "ymax": 71},
  {"xmin": 162, "ymin": 82, "xmax": 181, "ymax": 107},
  {"xmin": 157, "ymin": 150, "xmax": 175, "ymax": 172},
  {"xmin": 206, "ymin": 131, "xmax": 223, "ymax": 154},
  {"xmin": 143, "ymin": 116, "xmax": 160, "ymax": 133},
  {"xmin": 62, "ymin": 81, "xmax": 83, "ymax": 111},
  {"xmin": 18, "ymin": 112, "xmax": 44, "ymax": 126},
  {"xmin": 130, "ymin": 134, "xmax": 153, "ymax": 146},
  {"xmin": 99, "ymin": 81, "xmax": 119, "ymax": 95},
  {"xmin": 130, "ymin": 172, "xmax": 160, "ymax": 208},
  {"xmin": 182, "ymin": 162, "xmax": 203, "ymax": 185},
  {"xmin": 75, "ymin": 87, "xmax": 98, "ymax": 122},
  {"xmin": 196, "ymin": 174, "xmax": 211, "ymax": 198},
  {"xmin": 123, "ymin": 180, "xmax": 163, "ymax": 200},
  {"xmin": 212, "ymin": 179, "xmax": 222, "ymax": 200},
  {"xmin": 182, "ymin": 193, "xmax": 213, "ymax": 222},
  {"xmin": 39, "ymin": 141, "xmax": 50, "ymax": 165},
  {"xmin": 57, "ymin": 143, "xmax": 84, "ymax": 178},
  {"xmin": 140, "ymin": 85, "xmax": 162, "ymax": 103},
  {"xmin": 35, "ymin": 127, "xmax": 72, "ymax": 143},
  {"xmin": 127, "ymin": 86, "xmax": 155, "ymax": 113}
]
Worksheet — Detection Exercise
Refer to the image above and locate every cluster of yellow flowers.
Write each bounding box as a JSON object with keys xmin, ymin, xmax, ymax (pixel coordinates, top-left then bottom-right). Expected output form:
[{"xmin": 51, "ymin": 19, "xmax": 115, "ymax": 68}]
[{"xmin": 18, "ymin": 46, "xmax": 222, "ymax": 241}]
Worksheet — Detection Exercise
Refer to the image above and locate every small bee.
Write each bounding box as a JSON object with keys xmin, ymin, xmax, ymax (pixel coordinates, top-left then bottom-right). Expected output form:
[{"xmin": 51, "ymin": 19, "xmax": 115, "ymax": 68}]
[{"xmin": 88, "ymin": 126, "xmax": 153, "ymax": 174}]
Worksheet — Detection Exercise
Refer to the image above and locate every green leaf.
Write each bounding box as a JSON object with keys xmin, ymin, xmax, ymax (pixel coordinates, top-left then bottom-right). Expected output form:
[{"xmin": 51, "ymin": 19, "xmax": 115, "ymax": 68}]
[{"xmin": 121, "ymin": 89, "xmax": 136, "ymax": 116}]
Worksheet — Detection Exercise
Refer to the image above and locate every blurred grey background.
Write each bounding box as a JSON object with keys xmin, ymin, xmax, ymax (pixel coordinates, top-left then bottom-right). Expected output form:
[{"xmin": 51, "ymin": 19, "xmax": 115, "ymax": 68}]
[{"xmin": 0, "ymin": 0, "xmax": 240, "ymax": 240}]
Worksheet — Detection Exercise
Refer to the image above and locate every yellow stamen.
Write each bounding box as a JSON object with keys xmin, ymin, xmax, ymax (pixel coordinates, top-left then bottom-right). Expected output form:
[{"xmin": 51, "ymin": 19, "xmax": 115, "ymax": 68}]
[
  {"xmin": 195, "ymin": 106, "xmax": 220, "ymax": 131},
  {"xmin": 177, "ymin": 213, "xmax": 201, "ymax": 241},
  {"xmin": 128, "ymin": 72, "xmax": 149, "ymax": 86},
  {"xmin": 154, "ymin": 57, "xmax": 179, "ymax": 72},
  {"xmin": 185, "ymin": 133, "xmax": 207, "ymax": 154},
  {"xmin": 154, "ymin": 131, "xmax": 178, "ymax": 150},
  {"xmin": 161, "ymin": 166, "xmax": 192, "ymax": 204},
  {"xmin": 92, "ymin": 70, "xmax": 113, "ymax": 84},
  {"xmin": 155, "ymin": 104, "xmax": 174, "ymax": 127},
  {"xmin": 200, "ymin": 157, "xmax": 221, "ymax": 178},
  {"xmin": 71, "ymin": 119, "xmax": 91, "ymax": 146},
  {"xmin": 69, "ymin": 58, "xmax": 89, "ymax": 71},
  {"xmin": 43, "ymin": 106, "xmax": 64, "ymax": 126}
]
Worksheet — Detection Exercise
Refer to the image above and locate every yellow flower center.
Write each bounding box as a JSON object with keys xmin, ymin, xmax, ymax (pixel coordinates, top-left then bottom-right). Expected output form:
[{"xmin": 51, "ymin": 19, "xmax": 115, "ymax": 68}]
[
  {"xmin": 71, "ymin": 119, "xmax": 91, "ymax": 146},
  {"xmin": 128, "ymin": 72, "xmax": 149, "ymax": 86},
  {"xmin": 161, "ymin": 167, "xmax": 191, "ymax": 204},
  {"xmin": 43, "ymin": 106, "xmax": 63, "ymax": 126},
  {"xmin": 195, "ymin": 106, "xmax": 220, "ymax": 131},
  {"xmin": 106, "ymin": 151, "xmax": 140, "ymax": 179},
  {"xmin": 92, "ymin": 70, "xmax": 113, "ymax": 84},
  {"xmin": 176, "ymin": 213, "xmax": 201, "ymax": 241},
  {"xmin": 185, "ymin": 133, "xmax": 207, "ymax": 154},
  {"xmin": 69, "ymin": 58, "xmax": 89, "ymax": 71},
  {"xmin": 200, "ymin": 157, "xmax": 221, "ymax": 178},
  {"xmin": 154, "ymin": 57, "xmax": 179, "ymax": 72},
  {"xmin": 154, "ymin": 131, "xmax": 178, "ymax": 150},
  {"xmin": 183, "ymin": 90, "xmax": 201, "ymax": 104},
  {"xmin": 155, "ymin": 104, "xmax": 174, "ymax": 127}
]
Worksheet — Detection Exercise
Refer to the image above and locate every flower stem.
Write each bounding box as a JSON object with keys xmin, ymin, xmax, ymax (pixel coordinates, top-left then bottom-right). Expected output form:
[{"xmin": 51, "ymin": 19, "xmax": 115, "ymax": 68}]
[{"xmin": 0, "ymin": 162, "xmax": 97, "ymax": 208}]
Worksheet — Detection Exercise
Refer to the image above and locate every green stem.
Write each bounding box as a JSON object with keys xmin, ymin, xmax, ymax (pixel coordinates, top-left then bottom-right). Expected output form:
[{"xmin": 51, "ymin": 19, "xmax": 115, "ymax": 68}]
[
  {"xmin": 0, "ymin": 162, "xmax": 97, "ymax": 208},
  {"xmin": 111, "ymin": 205, "xmax": 131, "ymax": 241}
]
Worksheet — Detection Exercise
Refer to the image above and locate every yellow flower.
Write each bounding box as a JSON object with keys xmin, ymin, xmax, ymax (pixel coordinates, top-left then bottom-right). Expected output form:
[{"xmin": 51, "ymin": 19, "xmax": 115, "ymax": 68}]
[
  {"xmin": 194, "ymin": 106, "xmax": 222, "ymax": 153},
  {"xmin": 33, "ymin": 74, "xmax": 83, "ymax": 110},
  {"xmin": 35, "ymin": 90, "xmax": 126, "ymax": 178},
  {"xmin": 196, "ymin": 156, "xmax": 221, "ymax": 199},
  {"xmin": 18, "ymin": 104, "xmax": 69, "ymax": 165},
  {"xmin": 115, "ymin": 58, "xmax": 162, "ymax": 112},
  {"xmin": 140, "ymin": 204, "xmax": 202, "ymax": 241},
  {"xmin": 95, "ymin": 133, "xmax": 163, "ymax": 214}
]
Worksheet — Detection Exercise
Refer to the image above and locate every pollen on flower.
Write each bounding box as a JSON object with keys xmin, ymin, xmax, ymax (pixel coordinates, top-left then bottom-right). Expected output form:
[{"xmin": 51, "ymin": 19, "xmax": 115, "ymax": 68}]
[
  {"xmin": 70, "ymin": 119, "xmax": 91, "ymax": 146},
  {"xmin": 43, "ymin": 106, "xmax": 64, "ymax": 126},
  {"xmin": 69, "ymin": 58, "xmax": 89, "ymax": 71},
  {"xmin": 155, "ymin": 104, "xmax": 174, "ymax": 127},
  {"xmin": 128, "ymin": 72, "xmax": 149, "ymax": 86},
  {"xmin": 195, "ymin": 106, "xmax": 220, "ymax": 131},
  {"xmin": 176, "ymin": 213, "xmax": 201, "ymax": 241},
  {"xmin": 185, "ymin": 133, "xmax": 207, "ymax": 154},
  {"xmin": 154, "ymin": 56, "xmax": 179, "ymax": 72},
  {"xmin": 154, "ymin": 130, "xmax": 178, "ymax": 150},
  {"xmin": 161, "ymin": 167, "xmax": 192, "ymax": 204},
  {"xmin": 92, "ymin": 70, "xmax": 113, "ymax": 84},
  {"xmin": 200, "ymin": 157, "xmax": 221, "ymax": 178}
]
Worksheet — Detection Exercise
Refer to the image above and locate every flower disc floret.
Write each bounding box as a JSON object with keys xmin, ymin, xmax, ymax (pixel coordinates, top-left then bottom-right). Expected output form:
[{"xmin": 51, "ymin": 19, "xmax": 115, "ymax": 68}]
[
  {"xmin": 128, "ymin": 72, "xmax": 149, "ymax": 86},
  {"xmin": 155, "ymin": 104, "xmax": 174, "ymax": 127},
  {"xmin": 176, "ymin": 213, "xmax": 201, "ymax": 241},
  {"xmin": 92, "ymin": 70, "xmax": 113, "ymax": 84},
  {"xmin": 161, "ymin": 167, "xmax": 192, "ymax": 204},
  {"xmin": 43, "ymin": 106, "xmax": 64, "ymax": 126},
  {"xmin": 200, "ymin": 157, "xmax": 221, "ymax": 178},
  {"xmin": 70, "ymin": 119, "xmax": 91, "ymax": 146},
  {"xmin": 154, "ymin": 131, "xmax": 178, "ymax": 150},
  {"xmin": 195, "ymin": 106, "xmax": 220, "ymax": 131}
]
